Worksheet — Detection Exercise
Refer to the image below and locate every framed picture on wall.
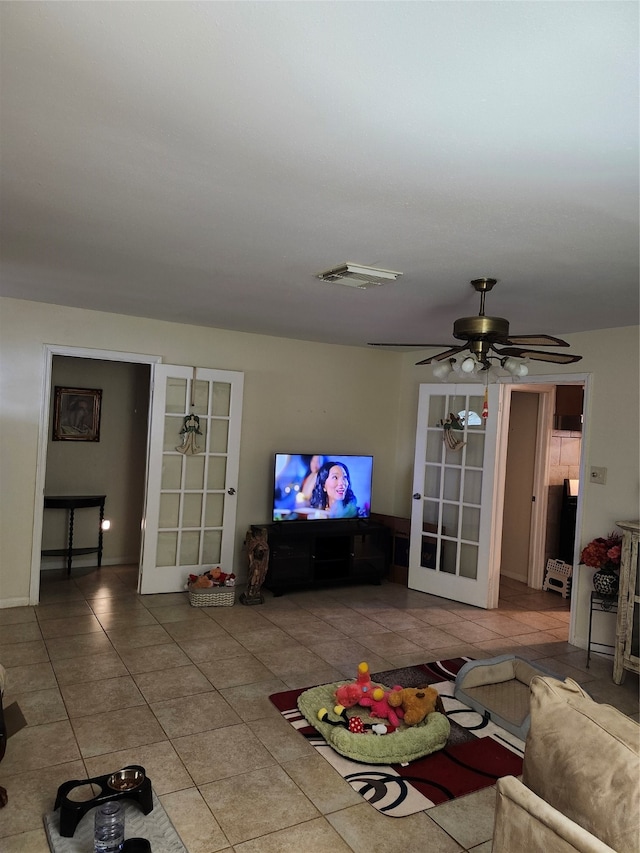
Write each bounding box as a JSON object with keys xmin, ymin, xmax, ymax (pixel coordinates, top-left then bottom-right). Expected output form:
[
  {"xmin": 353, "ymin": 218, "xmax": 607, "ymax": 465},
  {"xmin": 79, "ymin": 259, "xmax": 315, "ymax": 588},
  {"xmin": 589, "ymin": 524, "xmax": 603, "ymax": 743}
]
[{"xmin": 53, "ymin": 387, "xmax": 102, "ymax": 441}]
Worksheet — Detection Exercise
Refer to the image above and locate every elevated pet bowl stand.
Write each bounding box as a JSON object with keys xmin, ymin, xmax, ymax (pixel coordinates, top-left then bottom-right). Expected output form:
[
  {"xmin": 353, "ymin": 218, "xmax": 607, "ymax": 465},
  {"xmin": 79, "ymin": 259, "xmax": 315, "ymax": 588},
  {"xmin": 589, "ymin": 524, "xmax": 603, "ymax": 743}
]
[{"xmin": 54, "ymin": 765, "xmax": 152, "ymax": 837}]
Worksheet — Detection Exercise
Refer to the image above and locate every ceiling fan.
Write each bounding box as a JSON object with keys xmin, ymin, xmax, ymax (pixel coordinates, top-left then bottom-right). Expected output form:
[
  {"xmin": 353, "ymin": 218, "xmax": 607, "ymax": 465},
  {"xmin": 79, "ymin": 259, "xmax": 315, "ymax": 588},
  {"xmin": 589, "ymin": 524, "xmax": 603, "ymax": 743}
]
[{"xmin": 369, "ymin": 278, "xmax": 582, "ymax": 372}]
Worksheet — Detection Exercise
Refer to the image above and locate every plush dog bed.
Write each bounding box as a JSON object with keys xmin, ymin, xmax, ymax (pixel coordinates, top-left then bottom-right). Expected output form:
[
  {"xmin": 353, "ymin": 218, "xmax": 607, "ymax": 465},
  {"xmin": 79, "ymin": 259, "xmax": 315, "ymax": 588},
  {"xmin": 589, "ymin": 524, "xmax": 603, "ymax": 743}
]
[
  {"xmin": 453, "ymin": 654, "xmax": 560, "ymax": 739},
  {"xmin": 297, "ymin": 680, "xmax": 450, "ymax": 764}
]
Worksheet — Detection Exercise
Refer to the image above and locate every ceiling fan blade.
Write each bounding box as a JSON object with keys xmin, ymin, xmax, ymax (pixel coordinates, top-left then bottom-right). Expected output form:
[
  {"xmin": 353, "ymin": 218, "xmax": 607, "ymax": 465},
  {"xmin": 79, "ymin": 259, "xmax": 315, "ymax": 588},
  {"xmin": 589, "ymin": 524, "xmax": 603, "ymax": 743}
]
[
  {"xmin": 368, "ymin": 342, "xmax": 457, "ymax": 348},
  {"xmin": 504, "ymin": 334, "xmax": 570, "ymax": 347},
  {"xmin": 497, "ymin": 347, "xmax": 582, "ymax": 364},
  {"xmin": 415, "ymin": 345, "xmax": 469, "ymax": 366}
]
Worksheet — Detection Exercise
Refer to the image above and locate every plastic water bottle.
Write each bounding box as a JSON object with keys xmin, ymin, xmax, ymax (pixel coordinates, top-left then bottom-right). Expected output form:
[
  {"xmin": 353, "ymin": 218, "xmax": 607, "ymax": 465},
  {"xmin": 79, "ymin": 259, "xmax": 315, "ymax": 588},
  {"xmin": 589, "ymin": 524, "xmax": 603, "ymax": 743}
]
[{"xmin": 94, "ymin": 800, "xmax": 125, "ymax": 853}]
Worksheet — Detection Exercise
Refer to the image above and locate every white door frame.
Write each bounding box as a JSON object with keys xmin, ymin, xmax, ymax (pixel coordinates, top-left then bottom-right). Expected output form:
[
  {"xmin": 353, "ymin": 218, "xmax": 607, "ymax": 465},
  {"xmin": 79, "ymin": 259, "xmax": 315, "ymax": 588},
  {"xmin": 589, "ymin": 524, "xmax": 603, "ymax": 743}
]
[
  {"xmin": 496, "ymin": 373, "xmax": 590, "ymax": 646},
  {"xmin": 30, "ymin": 344, "xmax": 162, "ymax": 604}
]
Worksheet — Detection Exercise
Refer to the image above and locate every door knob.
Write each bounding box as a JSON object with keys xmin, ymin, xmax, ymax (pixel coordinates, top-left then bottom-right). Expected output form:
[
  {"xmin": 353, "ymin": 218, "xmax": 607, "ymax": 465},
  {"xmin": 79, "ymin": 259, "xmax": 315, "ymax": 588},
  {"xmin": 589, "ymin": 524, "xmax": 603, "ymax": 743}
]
[
  {"xmin": 413, "ymin": 493, "xmax": 422, "ymax": 500},
  {"xmin": 227, "ymin": 487, "xmax": 236, "ymax": 495}
]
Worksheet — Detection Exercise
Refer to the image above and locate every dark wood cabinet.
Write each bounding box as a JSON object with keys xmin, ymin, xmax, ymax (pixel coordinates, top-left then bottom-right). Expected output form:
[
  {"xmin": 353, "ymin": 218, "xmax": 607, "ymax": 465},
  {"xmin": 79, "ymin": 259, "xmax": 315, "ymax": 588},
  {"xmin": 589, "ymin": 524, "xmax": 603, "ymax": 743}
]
[{"xmin": 263, "ymin": 520, "xmax": 390, "ymax": 595}]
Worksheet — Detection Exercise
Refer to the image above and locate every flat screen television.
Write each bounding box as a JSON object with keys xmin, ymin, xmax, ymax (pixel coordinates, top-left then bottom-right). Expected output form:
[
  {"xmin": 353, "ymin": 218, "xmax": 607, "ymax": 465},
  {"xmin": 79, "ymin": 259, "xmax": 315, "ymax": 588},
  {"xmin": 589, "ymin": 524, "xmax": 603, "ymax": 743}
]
[{"xmin": 272, "ymin": 454, "xmax": 373, "ymax": 522}]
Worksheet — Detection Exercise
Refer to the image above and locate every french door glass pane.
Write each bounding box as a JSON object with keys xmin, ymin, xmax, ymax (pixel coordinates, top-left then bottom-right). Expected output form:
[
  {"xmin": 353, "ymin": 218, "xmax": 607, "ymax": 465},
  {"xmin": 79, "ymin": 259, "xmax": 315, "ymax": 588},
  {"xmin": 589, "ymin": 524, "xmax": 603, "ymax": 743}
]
[
  {"xmin": 462, "ymin": 506, "xmax": 481, "ymax": 541},
  {"xmin": 421, "ymin": 533, "xmax": 437, "ymax": 569},
  {"xmin": 445, "ymin": 443, "xmax": 464, "ymax": 464},
  {"xmin": 468, "ymin": 397, "xmax": 484, "ymax": 425},
  {"xmin": 428, "ymin": 395, "xmax": 447, "ymax": 425},
  {"xmin": 204, "ymin": 493, "xmax": 224, "ymax": 527},
  {"xmin": 463, "ymin": 469, "xmax": 482, "ymax": 505},
  {"xmin": 162, "ymin": 456, "xmax": 182, "ymax": 490},
  {"xmin": 159, "ymin": 494, "xmax": 179, "ymax": 528},
  {"xmin": 185, "ymin": 455, "xmax": 205, "ymax": 490},
  {"xmin": 441, "ymin": 539, "xmax": 457, "ymax": 574},
  {"xmin": 212, "ymin": 383, "xmax": 231, "ymax": 417},
  {"xmin": 203, "ymin": 529, "xmax": 222, "ymax": 564},
  {"xmin": 163, "ymin": 416, "xmax": 185, "ymax": 452},
  {"xmin": 180, "ymin": 531, "xmax": 200, "ymax": 566},
  {"xmin": 193, "ymin": 379, "xmax": 209, "ymax": 412},
  {"xmin": 465, "ymin": 432, "xmax": 485, "ymax": 467},
  {"xmin": 460, "ymin": 542, "xmax": 479, "ymax": 579},
  {"xmin": 423, "ymin": 500, "xmax": 439, "ymax": 528},
  {"xmin": 166, "ymin": 379, "xmax": 187, "ymax": 414},
  {"xmin": 442, "ymin": 503, "xmax": 459, "ymax": 537},
  {"xmin": 211, "ymin": 420, "xmax": 229, "ymax": 453},
  {"xmin": 207, "ymin": 456, "xmax": 227, "ymax": 490},
  {"xmin": 182, "ymin": 493, "xmax": 203, "ymax": 528},
  {"xmin": 157, "ymin": 532, "xmax": 177, "ymax": 566},
  {"xmin": 426, "ymin": 431, "xmax": 443, "ymax": 463},
  {"xmin": 444, "ymin": 467, "xmax": 461, "ymax": 501},
  {"xmin": 424, "ymin": 465, "xmax": 441, "ymax": 499}
]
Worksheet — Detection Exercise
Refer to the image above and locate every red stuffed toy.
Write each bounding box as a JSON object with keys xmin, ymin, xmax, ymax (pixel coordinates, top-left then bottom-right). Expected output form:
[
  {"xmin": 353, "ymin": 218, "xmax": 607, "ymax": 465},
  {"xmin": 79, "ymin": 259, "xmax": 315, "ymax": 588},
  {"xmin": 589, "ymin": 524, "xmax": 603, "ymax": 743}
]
[
  {"xmin": 358, "ymin": 685, "xmax": 405, "ymax": 728},
  {"xmin": 334, "ymin": 662, "xmax": 373, "ymax": 709}
]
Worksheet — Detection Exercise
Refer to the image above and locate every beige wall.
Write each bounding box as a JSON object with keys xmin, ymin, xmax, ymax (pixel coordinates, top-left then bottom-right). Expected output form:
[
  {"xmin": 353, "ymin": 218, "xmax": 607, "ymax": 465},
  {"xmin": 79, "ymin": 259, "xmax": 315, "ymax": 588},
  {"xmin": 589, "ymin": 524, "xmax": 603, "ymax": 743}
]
[
  {"xmin": 0, "ymin": 297, "xmax": 401, "ymax": 604},
  {"xmin": 1, "ymin": 297, "xmax": 638, "ymax": 652}
]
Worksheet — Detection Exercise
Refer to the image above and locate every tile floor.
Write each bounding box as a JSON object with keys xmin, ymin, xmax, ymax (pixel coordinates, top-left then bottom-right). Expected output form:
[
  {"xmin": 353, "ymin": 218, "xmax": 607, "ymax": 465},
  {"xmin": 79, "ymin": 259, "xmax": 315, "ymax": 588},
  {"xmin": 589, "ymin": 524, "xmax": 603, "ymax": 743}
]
[{"xmin": 1, "ymin": 567, "xmax": 638, "ymax": 853}]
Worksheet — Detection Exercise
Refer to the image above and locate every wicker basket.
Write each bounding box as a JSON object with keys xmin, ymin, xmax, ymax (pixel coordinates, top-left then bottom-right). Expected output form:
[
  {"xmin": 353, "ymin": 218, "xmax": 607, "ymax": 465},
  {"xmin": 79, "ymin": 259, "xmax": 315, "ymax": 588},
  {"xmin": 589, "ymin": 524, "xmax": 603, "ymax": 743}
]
[{"xmin": 187, "ymin": 585, "xmax": 235, "ymax": 607}]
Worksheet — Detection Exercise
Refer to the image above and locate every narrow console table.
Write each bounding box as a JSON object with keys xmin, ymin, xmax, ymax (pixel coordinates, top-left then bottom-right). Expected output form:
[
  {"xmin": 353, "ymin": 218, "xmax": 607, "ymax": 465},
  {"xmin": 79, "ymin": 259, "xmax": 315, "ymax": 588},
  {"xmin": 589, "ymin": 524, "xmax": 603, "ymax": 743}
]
[{"xmin": 41, "ymin": 495, "xmax": 106, "ymax": 575}]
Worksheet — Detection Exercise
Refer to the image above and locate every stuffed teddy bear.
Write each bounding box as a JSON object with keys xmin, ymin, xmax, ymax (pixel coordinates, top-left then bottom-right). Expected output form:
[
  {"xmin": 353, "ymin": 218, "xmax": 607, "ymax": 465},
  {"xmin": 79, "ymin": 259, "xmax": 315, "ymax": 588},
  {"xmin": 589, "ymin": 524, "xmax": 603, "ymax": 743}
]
[
  {"xmin": 188, "ymin": 568, "xmax": 236, "ymax": 589},
  {"xmin": 358, "ymin": 685, "xmax": 405, "ymax": 728},
  {"xmin": 189, "ymin": 573, "xmax": 214, "ymax": 588},
  {"xmin": 387, "ymin": 685, "xmax": 440, "ymax": 726}
]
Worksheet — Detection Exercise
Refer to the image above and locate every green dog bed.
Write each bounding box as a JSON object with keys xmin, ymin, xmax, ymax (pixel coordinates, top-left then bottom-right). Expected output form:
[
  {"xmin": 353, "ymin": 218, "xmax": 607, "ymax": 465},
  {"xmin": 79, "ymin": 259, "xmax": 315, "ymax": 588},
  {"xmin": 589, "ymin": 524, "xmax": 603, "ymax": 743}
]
[{"xmin": 297, "ymin": 681, "xmax": 450, "ymax": 765}]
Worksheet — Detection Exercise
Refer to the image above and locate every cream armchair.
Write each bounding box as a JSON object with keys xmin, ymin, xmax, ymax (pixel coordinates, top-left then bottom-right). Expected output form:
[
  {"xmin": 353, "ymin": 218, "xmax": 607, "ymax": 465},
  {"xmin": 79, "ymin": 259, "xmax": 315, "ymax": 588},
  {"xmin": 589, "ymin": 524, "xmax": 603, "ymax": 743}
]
[{"xmin": 492, "ymin": 676, "xmax": 639, "ymax": 853}]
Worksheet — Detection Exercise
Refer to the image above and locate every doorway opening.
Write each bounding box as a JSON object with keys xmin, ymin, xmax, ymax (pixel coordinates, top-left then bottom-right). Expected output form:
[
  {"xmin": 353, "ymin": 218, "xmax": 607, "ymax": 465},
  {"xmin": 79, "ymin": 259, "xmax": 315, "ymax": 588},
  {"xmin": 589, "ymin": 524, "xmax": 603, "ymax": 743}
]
[
  {"xmin": 497, "ymin": 378, "xmax": 587, "ymax": 621},
  {"xmin": 30, "ymin": 345, "xmax": 161, "ymax": 605}
]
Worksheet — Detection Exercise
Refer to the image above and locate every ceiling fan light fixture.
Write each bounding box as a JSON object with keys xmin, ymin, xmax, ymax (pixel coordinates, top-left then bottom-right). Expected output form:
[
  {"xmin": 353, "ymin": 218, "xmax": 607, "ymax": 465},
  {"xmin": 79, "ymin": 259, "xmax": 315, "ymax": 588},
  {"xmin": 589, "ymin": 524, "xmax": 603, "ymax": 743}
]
[
  {"xmin": 433, "ymin": 360, "xmax": 454, "ymax": 381},
  {"xmin": 317, "ymin": 262, "xmax": 403, "ymax": 289},
  {"xmin": 370, "ymin": 278, "xmax": 582, "ymax": 372},
  {"xmin": 501, "ymin": 356, "xmax": 529, "ymax": 377},
  {"xmin": 460, "ymin": 356, "xmax": 479, "ymax": 374}
]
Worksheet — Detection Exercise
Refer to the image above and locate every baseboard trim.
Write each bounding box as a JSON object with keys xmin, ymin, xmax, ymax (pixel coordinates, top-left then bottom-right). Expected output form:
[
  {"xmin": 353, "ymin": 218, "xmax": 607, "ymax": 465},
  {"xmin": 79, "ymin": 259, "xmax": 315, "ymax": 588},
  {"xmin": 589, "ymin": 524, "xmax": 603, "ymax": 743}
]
[{"xmin": 0, "ymin": 597, "xmax": 31, "ymax": 610}]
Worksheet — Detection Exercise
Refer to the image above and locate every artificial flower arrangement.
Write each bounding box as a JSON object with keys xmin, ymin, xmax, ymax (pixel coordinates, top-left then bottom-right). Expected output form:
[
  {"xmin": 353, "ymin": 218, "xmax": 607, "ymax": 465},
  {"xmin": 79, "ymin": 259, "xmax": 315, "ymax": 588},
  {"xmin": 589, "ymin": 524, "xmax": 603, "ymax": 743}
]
[{"xmin": 579, "ymin": 532, "xmax": 622, "ymax": 571}]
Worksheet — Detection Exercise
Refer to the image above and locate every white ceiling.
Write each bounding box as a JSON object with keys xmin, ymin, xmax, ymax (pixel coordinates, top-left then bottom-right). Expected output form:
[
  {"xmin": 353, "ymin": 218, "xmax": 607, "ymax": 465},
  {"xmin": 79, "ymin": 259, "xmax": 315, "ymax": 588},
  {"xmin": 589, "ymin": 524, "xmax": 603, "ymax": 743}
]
[{"xmin": 1, "ymin": 2, "xmax": 638, "ymax": 349}]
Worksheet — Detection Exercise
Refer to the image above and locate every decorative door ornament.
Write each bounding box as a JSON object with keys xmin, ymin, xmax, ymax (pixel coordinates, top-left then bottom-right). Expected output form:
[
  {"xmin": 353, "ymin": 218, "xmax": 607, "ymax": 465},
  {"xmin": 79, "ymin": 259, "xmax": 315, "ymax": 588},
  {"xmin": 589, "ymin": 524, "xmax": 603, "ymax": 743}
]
[
  {"xmin": 176, "ymin": 413, "xmax": 203, "ymax": 455},
  {"xmin": 439, "ymin": 412, "xmax": 466, "ymax": 451}
]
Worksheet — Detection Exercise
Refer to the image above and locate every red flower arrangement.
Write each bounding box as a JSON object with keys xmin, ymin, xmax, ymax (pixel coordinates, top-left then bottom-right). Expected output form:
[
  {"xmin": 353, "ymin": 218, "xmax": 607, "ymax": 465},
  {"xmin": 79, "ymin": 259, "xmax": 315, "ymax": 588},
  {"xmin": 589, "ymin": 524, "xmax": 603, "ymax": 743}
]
[{"xmin": 580, "ymin": 532, "xmax": 622, "ymax": 570}]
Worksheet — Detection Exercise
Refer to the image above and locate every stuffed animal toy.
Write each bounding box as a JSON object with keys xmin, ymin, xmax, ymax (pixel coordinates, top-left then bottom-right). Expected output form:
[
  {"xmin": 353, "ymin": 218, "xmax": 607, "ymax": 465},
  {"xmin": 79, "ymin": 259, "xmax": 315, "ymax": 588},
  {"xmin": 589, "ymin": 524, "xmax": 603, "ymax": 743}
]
[
  {"xmin": 358, "ymin": 685, "xmax": 405, "ymax": 728},
  {"xmin": 317, "ymin": 705, "xmax": 394, "ymax": 735},
  {"xmin": 188, "ymin": 568, "xmax": 236, "ymax": 589},
  {"xmin": 334, "ymin": 662, "xmax": 373, "ymax": 709},
  {"xmin": 387, "ymin": 685, "xmax": 440, "ymax": 726},
  {"xmin": 188, "ymin": 573, "xmax": 214, "ymax": 588}
]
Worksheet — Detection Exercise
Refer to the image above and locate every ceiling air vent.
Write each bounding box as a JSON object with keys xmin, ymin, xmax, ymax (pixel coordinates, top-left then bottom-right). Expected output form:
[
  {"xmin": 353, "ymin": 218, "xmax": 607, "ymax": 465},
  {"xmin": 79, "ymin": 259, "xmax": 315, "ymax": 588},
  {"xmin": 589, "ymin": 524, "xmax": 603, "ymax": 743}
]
[{"xmin": 316, "ymin": 262, "xmax": 403, "ymax": 290}]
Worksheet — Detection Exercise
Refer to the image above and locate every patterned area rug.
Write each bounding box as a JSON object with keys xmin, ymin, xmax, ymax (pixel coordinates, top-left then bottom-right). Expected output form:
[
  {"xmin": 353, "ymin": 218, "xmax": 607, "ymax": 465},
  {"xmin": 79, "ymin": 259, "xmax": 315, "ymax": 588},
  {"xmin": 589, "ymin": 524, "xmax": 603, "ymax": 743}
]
[{"xmin": 269, "ymin": 658, "xmax": 524, "ymax": 817}]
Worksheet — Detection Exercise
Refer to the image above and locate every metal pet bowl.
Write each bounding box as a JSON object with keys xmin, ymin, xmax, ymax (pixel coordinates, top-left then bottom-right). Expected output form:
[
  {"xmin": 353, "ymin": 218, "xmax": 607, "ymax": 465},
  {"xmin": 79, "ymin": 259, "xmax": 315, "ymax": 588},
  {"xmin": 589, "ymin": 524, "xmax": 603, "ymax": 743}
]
[{"xmin": 107, "ymin": 768, "xmax": 145, "ymax": 792}]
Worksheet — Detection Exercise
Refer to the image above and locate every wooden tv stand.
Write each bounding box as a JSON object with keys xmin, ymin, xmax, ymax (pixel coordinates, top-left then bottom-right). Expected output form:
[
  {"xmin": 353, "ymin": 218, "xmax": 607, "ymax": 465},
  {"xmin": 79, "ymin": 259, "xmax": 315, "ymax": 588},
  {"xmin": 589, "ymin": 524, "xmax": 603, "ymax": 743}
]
[{"xmin": 263, "ymin": 519, "xmax": 390, "ymax": 596}]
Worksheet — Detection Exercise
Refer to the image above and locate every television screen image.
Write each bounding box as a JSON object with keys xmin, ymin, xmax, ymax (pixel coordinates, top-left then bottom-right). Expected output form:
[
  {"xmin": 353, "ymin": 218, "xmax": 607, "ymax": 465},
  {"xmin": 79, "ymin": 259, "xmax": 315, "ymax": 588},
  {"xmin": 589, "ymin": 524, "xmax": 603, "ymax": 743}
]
[{"xmin": 273, "ymin": 454, "xmax": 373, "ymax": 522}]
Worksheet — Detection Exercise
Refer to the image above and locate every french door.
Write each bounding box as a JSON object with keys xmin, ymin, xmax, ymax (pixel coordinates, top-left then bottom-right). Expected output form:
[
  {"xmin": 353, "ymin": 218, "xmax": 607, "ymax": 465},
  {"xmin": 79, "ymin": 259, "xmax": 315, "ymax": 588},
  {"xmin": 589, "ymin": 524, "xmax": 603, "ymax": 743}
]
[
  {"xmin": 409, "ymin": 383, "xmax": 503, "ymax": 609},
  {"xmin": 139, "ymin": 365, "xmax": 244, "ymax": 594}
]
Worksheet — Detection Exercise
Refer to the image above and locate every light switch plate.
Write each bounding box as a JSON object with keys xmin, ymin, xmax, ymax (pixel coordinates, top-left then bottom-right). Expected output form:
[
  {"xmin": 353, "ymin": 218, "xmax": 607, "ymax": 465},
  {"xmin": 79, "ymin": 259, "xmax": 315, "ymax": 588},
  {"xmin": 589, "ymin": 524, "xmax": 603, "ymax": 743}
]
[{"xmin": 590, "ymin": 466, "xmax": 607, "ymax": 485}]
